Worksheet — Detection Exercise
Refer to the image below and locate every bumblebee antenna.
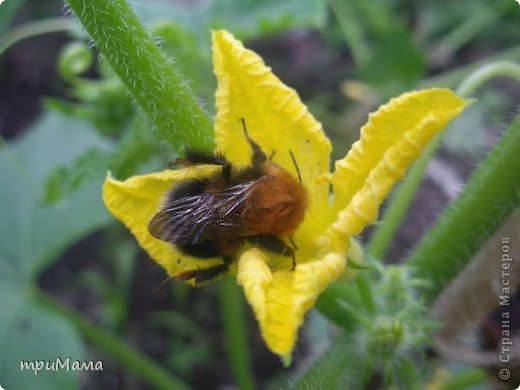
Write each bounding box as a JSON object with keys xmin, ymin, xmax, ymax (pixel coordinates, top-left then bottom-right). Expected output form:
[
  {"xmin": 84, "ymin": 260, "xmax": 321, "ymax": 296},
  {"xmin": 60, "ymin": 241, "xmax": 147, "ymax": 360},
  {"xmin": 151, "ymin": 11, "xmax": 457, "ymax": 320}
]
[
  {"xmin": 288, "ymin": 150, "xmax": 302, "ymax": 184},
  {"xmin": 239, "ymin": 118, "xmax": 266, "ymax": 167},
  {"xmin": 239, "ymin": 118, "xmax": 249, "ymax": 135}
]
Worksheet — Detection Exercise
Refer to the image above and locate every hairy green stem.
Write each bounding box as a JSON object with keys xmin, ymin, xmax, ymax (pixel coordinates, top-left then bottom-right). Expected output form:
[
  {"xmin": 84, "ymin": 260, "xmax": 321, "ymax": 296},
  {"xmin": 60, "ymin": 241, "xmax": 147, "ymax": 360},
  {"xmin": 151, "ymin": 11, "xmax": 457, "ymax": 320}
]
[
  {"xmin": 0, "ymin": 17, "xmax": 76, "ymax": 58},
  {"xmin": 292, "ymin": 334, "xmax": 364, "ymax": 389},
  {"xmin": 367, "ymin": 61, "xmax": 520, "ymax": 259},
  {"xmin": 406, "ymin": 113, "xmax": 520, "ymax": 302},
  {"xmin": 66, "ymin": 0, "xmax": 213, "ymax": 151},
  {"xmin": 37, "ymin": 290, "xmax": 191, "ymax": 390},
  {"xmin": 218, "ymin": 279, "xmax": 255, "ymax": 390}
]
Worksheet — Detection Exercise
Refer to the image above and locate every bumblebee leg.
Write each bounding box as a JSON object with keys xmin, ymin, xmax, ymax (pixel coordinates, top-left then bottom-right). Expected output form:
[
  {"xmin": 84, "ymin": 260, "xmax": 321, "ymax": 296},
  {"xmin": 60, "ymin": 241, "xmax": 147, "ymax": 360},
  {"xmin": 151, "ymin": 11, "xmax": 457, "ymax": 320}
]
[
  {"xmin": 221, "ymin": 161, "xmax": 232, "ymax": 185},
  {"xmin": 249, "ymin": 235, "xmax": 295, "ymax": 269},
  {"xmin": 194, "ymin": 263, "xmax": 229, "ymax": 284},
  {"xmin": 250, "ymin": 235, "xmax": 295, "ymax": 256},
  {"xmin": 288, "ymin": 235, "xmax": 298, "ymax": 271},
  {"xmin": 170, "ymin": 150, "xmax": 229, "ymax": 167},
  {"xmin": 154, "ymin": 275, "xmax": 174, "ymax": 294},
  {"xmin": 288, "ymin": 235, "xmax": 299, "ymax": 250},
  {"xmin": 177, "ymin": 257, "xmax": 233, "ymax": 285}
]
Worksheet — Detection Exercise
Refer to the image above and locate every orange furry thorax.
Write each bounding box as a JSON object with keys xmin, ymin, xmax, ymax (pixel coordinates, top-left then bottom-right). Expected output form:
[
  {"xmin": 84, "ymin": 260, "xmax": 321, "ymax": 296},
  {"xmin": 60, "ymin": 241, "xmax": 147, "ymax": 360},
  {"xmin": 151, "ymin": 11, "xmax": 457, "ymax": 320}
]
[{"xmin": 242, "ymin": 162, "xmax": 307, "ymax": 236}]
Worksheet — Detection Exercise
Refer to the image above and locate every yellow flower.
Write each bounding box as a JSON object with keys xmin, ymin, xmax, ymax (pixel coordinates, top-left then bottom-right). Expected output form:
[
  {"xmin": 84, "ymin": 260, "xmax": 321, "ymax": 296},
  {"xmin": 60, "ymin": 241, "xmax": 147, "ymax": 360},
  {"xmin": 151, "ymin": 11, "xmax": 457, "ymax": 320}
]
[{"xmin": 103, "ymin": 30, "xmax": 466, "ymax": 360}]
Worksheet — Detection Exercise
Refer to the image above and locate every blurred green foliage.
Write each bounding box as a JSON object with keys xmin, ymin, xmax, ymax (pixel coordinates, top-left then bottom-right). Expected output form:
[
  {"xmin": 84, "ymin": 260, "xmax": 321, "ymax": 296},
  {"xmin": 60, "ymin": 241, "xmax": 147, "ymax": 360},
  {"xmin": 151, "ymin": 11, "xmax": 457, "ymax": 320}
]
[{"xmin": 0, "ymin": 112, "xmax": 111, "ymax": 389}]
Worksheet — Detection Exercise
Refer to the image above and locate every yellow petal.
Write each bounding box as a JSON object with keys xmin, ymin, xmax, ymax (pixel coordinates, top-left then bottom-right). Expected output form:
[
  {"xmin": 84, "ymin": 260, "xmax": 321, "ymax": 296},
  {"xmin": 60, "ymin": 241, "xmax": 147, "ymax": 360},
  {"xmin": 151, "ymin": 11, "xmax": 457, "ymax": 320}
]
[
  {"xmin": 212, "ymin": 30, "xmax": 333, "ymax": 231},
  {"xmin": 102, "ymin": 168, "xmax": 219, "ymax": 277},
  {"xmin": 237, "ymin": 248, "xmax": 346, "ymax": 357},
  {"xmin": 328, "ymin": 89, "xmax": 466, "ymax": 252}
]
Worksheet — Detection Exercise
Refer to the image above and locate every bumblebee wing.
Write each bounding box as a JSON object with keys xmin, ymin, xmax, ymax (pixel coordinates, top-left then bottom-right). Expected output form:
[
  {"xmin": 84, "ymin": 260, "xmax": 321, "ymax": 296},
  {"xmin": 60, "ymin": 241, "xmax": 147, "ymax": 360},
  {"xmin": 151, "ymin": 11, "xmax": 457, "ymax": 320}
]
[
  {"xmin": 148, "ymin": 180, "xmax": 260, "ymax": 245},
  {"xmin": 148, "ymin": 193, "xmax": 216, "ymax": 244}
]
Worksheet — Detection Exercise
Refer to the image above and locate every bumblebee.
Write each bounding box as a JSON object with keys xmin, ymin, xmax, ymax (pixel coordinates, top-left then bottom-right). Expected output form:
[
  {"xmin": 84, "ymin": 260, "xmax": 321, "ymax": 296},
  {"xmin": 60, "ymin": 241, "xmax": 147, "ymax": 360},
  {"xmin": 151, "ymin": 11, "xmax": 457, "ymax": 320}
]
[{"xmin": 148, "ymin": 119, "xmax": 307, "ymax": 284}]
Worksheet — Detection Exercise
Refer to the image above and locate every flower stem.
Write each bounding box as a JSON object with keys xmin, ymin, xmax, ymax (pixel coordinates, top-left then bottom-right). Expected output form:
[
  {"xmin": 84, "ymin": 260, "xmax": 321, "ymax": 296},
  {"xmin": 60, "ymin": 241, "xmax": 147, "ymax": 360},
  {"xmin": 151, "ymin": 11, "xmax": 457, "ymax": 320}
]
[
  {"xmin": 218, "ymin": 279, "xmax": 256, "ymax": 390},
  {"xmin": 406, "ymin": 112, "xmax": 520, "ymax": 302},
  {"xmin": 367, "ymin": 61, "xmax": 520, "ymax": 260},
  {"xmin": 66, "ymin": 0, "xmax": 214, "ymax": 151},
  {"xmin": 37, "ymin": 290, "xmax": 191, "ymax": 390}
]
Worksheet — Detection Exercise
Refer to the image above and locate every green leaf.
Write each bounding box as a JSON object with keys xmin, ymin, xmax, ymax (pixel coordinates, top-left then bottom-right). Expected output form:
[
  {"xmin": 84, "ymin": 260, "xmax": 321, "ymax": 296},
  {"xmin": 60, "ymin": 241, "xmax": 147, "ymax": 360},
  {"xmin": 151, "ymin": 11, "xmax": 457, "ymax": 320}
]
[
  {"xmin": 44, "ymin": 113, "xmax": 161, "ymax": 203},
  {"xmin": 316, "ymin": 282, "xmax": 362, "ymax": 332},
  {"xmin": 151, "ymin": 21, "xmax": 215, "ymax": 105},
  {"xmin": 358, "ymin": 28, "xmax": 425, "ymax": 92},
  {"xmin": 0, "ymin": 111, "xmax": 112, "ymax": 282},
  {"xmin": 327, "ymin": 0, "xmax": 369, "ymax": 65},
  {"xmin": 346, "ymin": 259, "xmax": 371, "ymax": 270},
  {"xmin": 0, "ymin": 282, "xmax": 85, "ymax": 390},
  {"xmin": 205, "ymin": 0, "xmax": 326, "ymax": 37},
  {"xmin": 440, "ymin": 366, "xmax": 487, "ymax": 390},
  {"xmin": 43, "ymin": 148, "xmax": 109, "ymax": 203},
  {"xmin": 133, "ymin": 0, "xmax": 326, "ymax": 40},
  {"xmin": 0, "ymin": 0, "xmax": 25, "ymax": 35}
]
